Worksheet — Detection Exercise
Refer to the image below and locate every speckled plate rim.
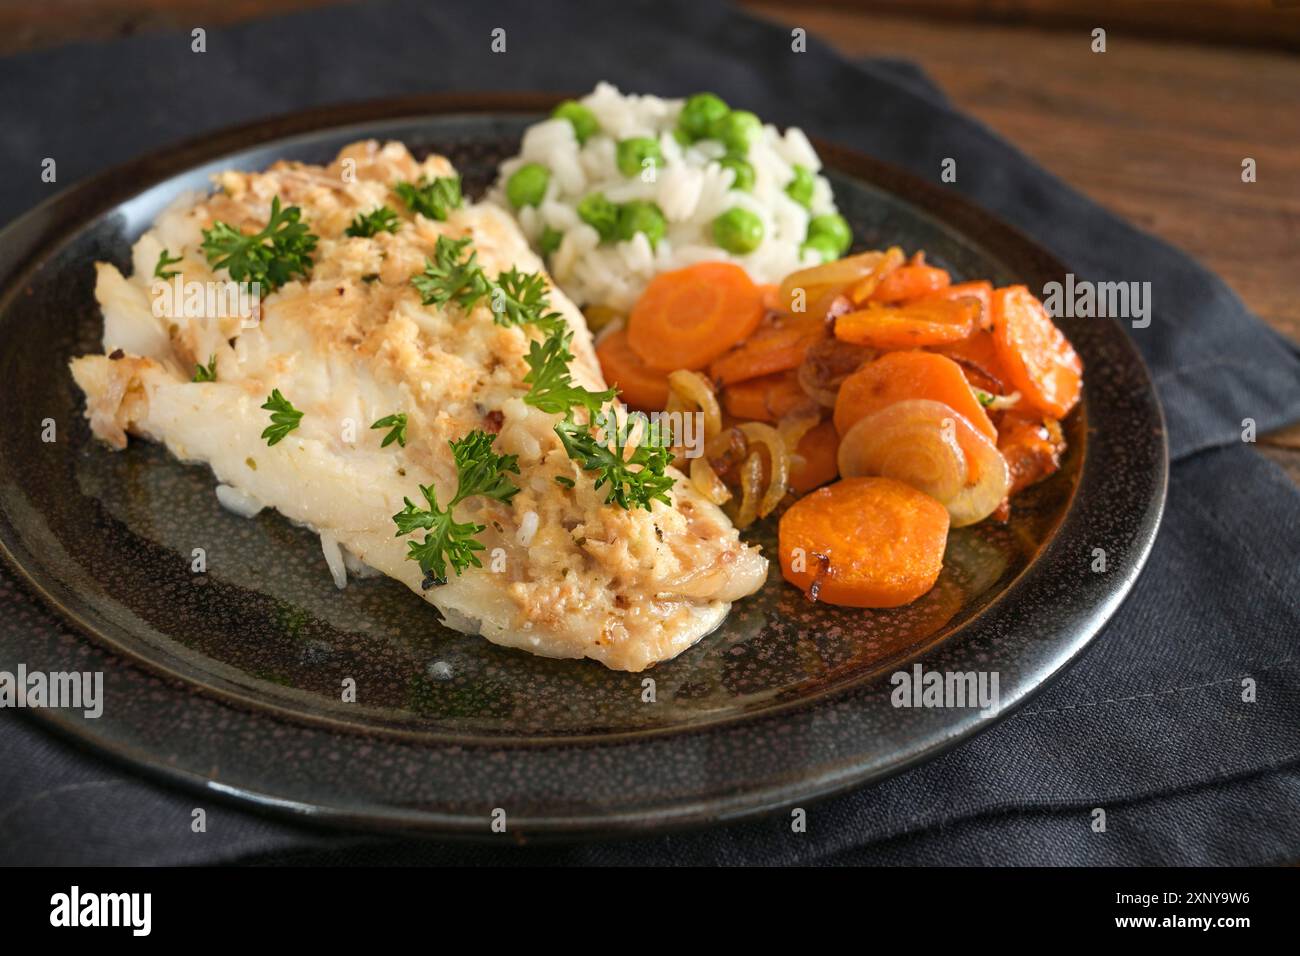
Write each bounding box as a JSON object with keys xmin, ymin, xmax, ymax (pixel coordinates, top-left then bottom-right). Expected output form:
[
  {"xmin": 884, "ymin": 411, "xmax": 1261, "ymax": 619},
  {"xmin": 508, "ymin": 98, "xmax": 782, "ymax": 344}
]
[{"xmin": 0, "ymin": 93, "xmax": 1168, "ymax": 838}]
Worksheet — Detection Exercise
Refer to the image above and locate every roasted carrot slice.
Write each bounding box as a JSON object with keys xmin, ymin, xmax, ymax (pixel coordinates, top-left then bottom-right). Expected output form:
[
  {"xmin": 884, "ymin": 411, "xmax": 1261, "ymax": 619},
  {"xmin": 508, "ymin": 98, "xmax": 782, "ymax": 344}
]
[
  {"xmin": 779, "ymin": 476, "xmax": 950, "ymax": 607},
  {"xmin": 596, "ymin": 328, "xmax": 670, "ymax": 411},
  {"xmin": 835, "ymin": 298, "xmax": 979, "ymax": 351},
  {"xmin": 996, "ymin": 410, "xmax": 1065, "ymax": 496},
  {"xmin": 833, "ymin": 350, "xmax": 997, "ymax": 443},
  {"xmin": 932, "ymin": 329, "xmax": 1008, "ymax": 394},
  {"xmin": 789, "ymin": 419, "xmax": 840, "ymax": 494},
  {"xmin": 991, "ymin": 285, "xmax": 1082, "ymax": 419},
  {"xmin": 866, "ymin": 258, "xmax": 951, "ymax": 304},
  {"xmin": 627, "ymin": 261, "xmax": 765, "ymax": 372},
  {"xmin": 924, "ymin": 280, "xmax": 994, "ymax": 329},
  {"xmin": 709, "ymin": 313, "xmax": 829, "ymax": 386},
  {"xmin": 722, "ymin": 370, "xmax": 809, "ymax": 422}
]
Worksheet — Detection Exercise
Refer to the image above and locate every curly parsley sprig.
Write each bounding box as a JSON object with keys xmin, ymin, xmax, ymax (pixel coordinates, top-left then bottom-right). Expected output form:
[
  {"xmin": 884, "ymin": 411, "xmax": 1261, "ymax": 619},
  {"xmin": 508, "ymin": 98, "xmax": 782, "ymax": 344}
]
[
  {"xmin": 490, "ymin": 268, "xmax": 567, "ymax": 335},
  {"xmin": 154, "ymin": 249, "xmax": 183, "ymax": 279},
  {"xmin": 201, "ymin": 196, "xmax": 317, "ymax": 293},
  {"xmin": 192, "ymin": 355, "xmax": 217, "ymax": 383},
  {"xmin": 260, "ymin": 389, "xmax": 303, "ymax": 446},
  {"xmin": 370, "ymin": 412, "xmax": 407, "ymax": 448},
  {"xmin": 391, "ymin": 430, "xmax": 520, "ymax": 586},
  {"xmin": 394, "ymin": 175, "xmax": 462, "ymax": 221},
  {"xmin": 522, "ymin": 329, "xmax": 674, "ymax": 511},
  {"xmin": 412, "ymin": 236, "xmax": 491, "ymax": 309},
  {"xmin": 345, "ymin": 205, "xmax": 401, "ymax": 238}
]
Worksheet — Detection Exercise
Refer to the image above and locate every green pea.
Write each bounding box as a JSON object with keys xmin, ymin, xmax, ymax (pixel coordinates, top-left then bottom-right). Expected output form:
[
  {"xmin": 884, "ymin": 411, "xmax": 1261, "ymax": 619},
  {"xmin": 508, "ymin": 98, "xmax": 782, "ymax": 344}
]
[
  {"xmin": 615, "ymin": 200, "xmax": 667, "ymax": 249},
  {"xmin": 506, "ymin": 163, "xmax": 550, "ymax": 208},
  {"xmin": 712, "ymin": 207, "xmax": 764, "ymax": 254},
  {"xmin": 552, "ymin": 101, "xmax": 599, "ymax": 144},
  {"xmin": 616, "ymin": 137, "xmax": 663, "ymax": 178},
  {"xmin": 719, "ymin": 155, "xmax": 755, "ymax": 192},
  {"xmin": 710, "ymin": 110, "xmax": 762, "ymax": 154},
  {"xmin": 677, "ymin": 93, "xmax": 729, "ymax": 142},
  {"xmin": 785, "ymin": 164, "xmax": 815, "ymax": 208},
  {"xmin": 807, "ymin": 213, "xmax": 852, "ymax": 254},
  {"xmin": 577, "ymin": 192, "xmax": 620, "ymax": 242},
  {"xmin": 539, "ymin": 226, "xmax": 563, "ymax": 256},
  {"xmin": 801, "ymin": 234, "xmax": 841, "ymax": 264}
]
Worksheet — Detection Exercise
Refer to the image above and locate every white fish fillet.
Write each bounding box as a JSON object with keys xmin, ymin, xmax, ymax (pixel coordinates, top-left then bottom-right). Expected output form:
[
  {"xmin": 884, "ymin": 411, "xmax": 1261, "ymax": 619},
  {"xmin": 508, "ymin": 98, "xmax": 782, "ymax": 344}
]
[{"xmin": 69, "ymin": 141, "xmax": 767, "ymax": 671}]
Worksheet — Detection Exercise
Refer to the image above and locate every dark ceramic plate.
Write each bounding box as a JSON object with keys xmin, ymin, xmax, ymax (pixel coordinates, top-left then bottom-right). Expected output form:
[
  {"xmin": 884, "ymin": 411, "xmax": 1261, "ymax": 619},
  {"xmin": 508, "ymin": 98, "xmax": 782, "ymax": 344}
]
[{"xmin": 0, "ymin": 95, "xmax": 1166, "ymax": 837}]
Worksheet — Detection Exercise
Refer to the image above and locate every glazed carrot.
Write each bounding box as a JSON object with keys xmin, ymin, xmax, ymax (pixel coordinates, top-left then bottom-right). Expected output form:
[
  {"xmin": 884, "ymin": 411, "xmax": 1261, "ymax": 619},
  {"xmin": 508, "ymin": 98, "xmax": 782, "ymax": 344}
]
[
  {"xmin": 833, "ymin": 351, "xmax": 997, "ymax": 442},
  {"xmin": 789, "ymin": 419, "xmax": 840, "ymax": 494},
  {"xmin": 924, "ymin": 280, "xmax": 994, "ymax": 330},
  {"xmin": 996, "ymin": 410, "xmax": 1065, "ymax": 496},
  {"xmin": 627, "ymin": 261, "xmax": 765, "ymax": 372},
  {"xmin": 866, "ymin": 258, "xmax": 951, "ymax": 304},
  {"xmin": 835, "ymin": 298, "xmax": 979, "ymax": 351},
  {"xmin": 596, "ymin": 328, "xmax": 670, "ymax": 411},
  {"xmin": 709, "ymin": 313, "xmax": 829, "ymax": 386},
  {"xmin": 779, "ymin": 476, "xmax": 949, "ymax": 607},
  {"xmin": 722, "ymin": 370, "xmax": 809, "ymax": 422},
  {"xmin": 932, "ymin": 329, "xmax": 1008, "ymax": 394},
  {"xmin": 991, "ymin": 285, "xmax": 1082, "ymax": 419}
]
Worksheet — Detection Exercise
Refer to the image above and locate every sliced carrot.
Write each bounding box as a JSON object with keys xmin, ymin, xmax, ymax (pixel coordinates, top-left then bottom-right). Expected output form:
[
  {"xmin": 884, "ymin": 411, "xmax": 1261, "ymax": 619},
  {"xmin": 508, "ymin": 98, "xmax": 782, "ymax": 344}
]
[
  {"xmin": 627, "ymin": 261, "xmax": 765, "ymax": 372},
  {"xmin": 779, "ymin": 476, "xmax": 949, "ymax": 607},
  {"xmin": 991, "ymin": 285, "xmax": 1083, "ymax": 419},
  {"xmin": 932, "ymin": 329, "xmax": 1008, "ymax": 394},
  {"xmin": 596, "ymin": 328, "xmax": 670, "ymax": 411},
  {"xmin": 996, "ymin": 410, "xmax": 1065, "ymax": 496},
  {"xmin": 835, "ymin": 298, "xmax": 979, "ymax": 351},
  {"xmin": 924, "ymin": 280, "xmax": 994, "ymax": 329},
  {"xmin": 867, "ymin": 260, "xmax": 951, "ymax": 304},
  {"xmin": 709, "ymin": 313, "xmax": 829, "ymax": 386},
  {"xmin": 833, "ymin": 351, "xmax": 997, "ymax": 450},
  {"xmin": 722, "ymin": 371, "xmax": 809, "ymax": 422},
  {"xmin": 789, "ymin": 419, "xmax": 840, "ymax": 494}
]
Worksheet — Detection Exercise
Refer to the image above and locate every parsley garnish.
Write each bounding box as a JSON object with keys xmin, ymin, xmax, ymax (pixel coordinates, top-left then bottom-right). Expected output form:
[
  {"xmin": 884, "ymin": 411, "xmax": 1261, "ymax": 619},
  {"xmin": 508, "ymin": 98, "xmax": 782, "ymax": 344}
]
[
  {"xmin": 192, "ymin": 355, "xmax": 217, "ymax": 383},
  {"xmin": 391, "ymin": 430, "xmax": 519, "ymax": 585},
  {"xmin": 260, "ymin": 389, "xmax": 303, "ymax": 446},
  {"xmin": 555, "ymin": 416, "xmax": 675, "ymax": 512},
  {"xmin": 394, "ymin": 175, "xmax": 462, "ymax": 221},
  {"xmin": 412, "ymin": 235, "xmax": 490, "ymax": 309},
  {"xmin": 345, "ymin": 205, "xmax": 401, "ymax": 238},
  {"xmin": 521, "ymin": 329, "xmax": 673, "ymax": 511},
  {"xmin": 371, "ymin": 412, "xmax": 408, "ymax": 448},
  {"xmin": 154, "ymin": 249, "xmax": 183, "ymax": 279},
  {"xmin": 201, "ymin": 196, "xmax": 317, "ymax": 293},
  {"xmin": 490, "ymin": 268, "xmax": 567, "ymax": 335},
  {"xmin": 522, "ymin": 331, "xmax": 615, "ymax": 418}
]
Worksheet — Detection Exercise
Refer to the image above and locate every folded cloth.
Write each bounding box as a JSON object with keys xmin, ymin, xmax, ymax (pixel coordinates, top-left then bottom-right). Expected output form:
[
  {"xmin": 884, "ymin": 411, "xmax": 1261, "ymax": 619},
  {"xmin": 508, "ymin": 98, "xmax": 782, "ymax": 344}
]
[{"xmin": 0, "ymin": 0, "xmax": 1297, "ymax": 865}]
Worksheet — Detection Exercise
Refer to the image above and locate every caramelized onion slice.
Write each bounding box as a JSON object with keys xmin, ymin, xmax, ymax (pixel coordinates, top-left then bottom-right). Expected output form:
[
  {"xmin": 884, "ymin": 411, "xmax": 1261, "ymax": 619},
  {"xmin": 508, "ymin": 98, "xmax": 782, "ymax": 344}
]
[{"xmin": 837, "ymin": 399, "xmax": 1010, "ymax": 527}]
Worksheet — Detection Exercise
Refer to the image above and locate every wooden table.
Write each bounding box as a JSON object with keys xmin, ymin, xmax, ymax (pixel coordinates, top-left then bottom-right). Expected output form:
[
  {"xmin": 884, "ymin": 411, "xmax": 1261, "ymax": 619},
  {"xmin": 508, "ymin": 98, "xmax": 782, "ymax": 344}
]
[{"xmin": 750, "ymin": 4, "xmax": 1300, "ymax": 480}]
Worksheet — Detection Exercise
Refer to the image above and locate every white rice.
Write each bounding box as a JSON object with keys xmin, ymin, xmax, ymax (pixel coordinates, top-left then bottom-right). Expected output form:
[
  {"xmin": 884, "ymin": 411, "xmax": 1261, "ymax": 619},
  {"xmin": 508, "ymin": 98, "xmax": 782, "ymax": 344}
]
[{"xmin": 489, "ymin": 82, "xmax": 841, "ymax": 312}]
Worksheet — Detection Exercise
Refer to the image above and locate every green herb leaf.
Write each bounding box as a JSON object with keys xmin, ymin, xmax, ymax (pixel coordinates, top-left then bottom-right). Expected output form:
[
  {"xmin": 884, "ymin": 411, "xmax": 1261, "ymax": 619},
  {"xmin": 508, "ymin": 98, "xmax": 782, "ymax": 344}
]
[
  {"xmin": 489, "ymin": 268, "xmax": 567, "ymax": 335},
  {"xmin": 411, "ymin": 235, "xmax": 491, "ymax": 309},
  {"xmin": 390, "ymin": 428, "xmax": 519, "ymax": 586},
  {"xmin": 554, "ymin": 416, "xmax": 674, "ymax": 512},
  {"xmin": 192, "ymin": 355, "xmax": 217, "ymax": 383},
  {"xmin": 393, "ymin": 484, "xmax": 485, "ymax": 585},
  {"xmin": 154, "ymin": 249, "xmax": 183, "ymax": 279},
  {"xmin": 394, "ymin": 175, "xmax": 462, "ymax": 221},
  {"xmin": 260, "ymin": 388, "xmax": 303, "ymax": 446},
  {"xmin": 522, "ymin": 331, "xmax": 615, "ymax": 418},
  {"xmin": 345, "ymin": 205, "xmax": 401, "ymax": 238},
  {"xmin": 448, "ymin": 430, "xmax": 520, "ymax": 505},
  {"xmin": 201, "ymin": 196, "xmax": 317, "ymax": 292},
  {"xmin": 370, "ymin": 412, "xmax": 407, "ymax": 448}
]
